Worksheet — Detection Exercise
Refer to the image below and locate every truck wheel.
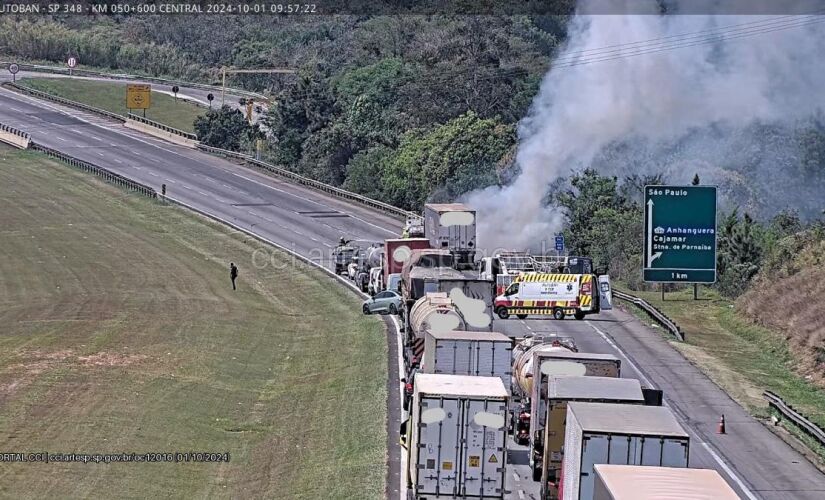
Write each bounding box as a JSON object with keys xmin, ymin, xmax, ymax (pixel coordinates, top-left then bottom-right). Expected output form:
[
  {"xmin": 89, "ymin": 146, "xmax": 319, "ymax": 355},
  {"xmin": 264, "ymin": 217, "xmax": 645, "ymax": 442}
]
[
  {"xmin": 553, "ymin": 308, "xmax": 565, "ymax": 320},
  {"xmin": 362, "ymin": 304, "xmax": 371, "ymax": 315},
  {"xmin": 496, "ymin": 307, "xmax": 510, "ymax": 319},
  {"xmin": 389, "ymin": 304, "xmax": 398, "ymax": 315},
  {"xmin": 532, "ymin": 465, "xmax": 542, "ymax": 482},
  {"xmin": 517, "ymin": 314, "xmax": 528, "ymax": 320},
  {"xmin": 574, "ymin": 310, "xmax": 586, "ymax": 320}
]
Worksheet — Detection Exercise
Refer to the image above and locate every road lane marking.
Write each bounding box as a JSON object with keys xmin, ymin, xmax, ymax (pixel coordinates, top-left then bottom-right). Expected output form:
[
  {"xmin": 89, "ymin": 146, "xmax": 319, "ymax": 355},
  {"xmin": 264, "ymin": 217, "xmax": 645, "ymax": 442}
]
[
  {"xmin": 586, "ymin": 321, "xmax": 757, "ymax": 500},
  {"xmin": 198, "ymin": 191, "xmax": 209, "ymax": 196},
  {"xmin": 518, "ymin": 490, "xmax": 526, "ymax": 500},
  {"xmin": 114, "ymin": 159, "xmax": 123, "ymax": 164},
  {"xmin": 134, "ymin": 166, "xmax": 142, "ymax": 170},
  {"xmin": 56, "ymin": 136, "xmax": 68, "ymax": 142},
  {"xmin": 89, "ymin": 134, "xmax": 102, "ymax": 141},
  {"xmin": 182, "ymin": 185, "xmax": 192, "ymax": 190},
  {"xmin": 96, "ymin": 152, "xmax": 104, "ymax": 156},
  {"xmin": 149, "ymin": 172, "xmax": 159, "ymax": 177},
  {"xmin": 165, "ymin": 179, "xmax": 176, "ymax": 183}
]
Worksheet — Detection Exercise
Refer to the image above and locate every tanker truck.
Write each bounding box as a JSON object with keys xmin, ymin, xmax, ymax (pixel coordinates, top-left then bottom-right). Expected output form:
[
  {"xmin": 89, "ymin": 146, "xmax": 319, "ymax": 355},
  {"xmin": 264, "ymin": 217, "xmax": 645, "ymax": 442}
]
[{"xmin": 511, "ymin": 335, "xmax": 578, "ymax": 444}]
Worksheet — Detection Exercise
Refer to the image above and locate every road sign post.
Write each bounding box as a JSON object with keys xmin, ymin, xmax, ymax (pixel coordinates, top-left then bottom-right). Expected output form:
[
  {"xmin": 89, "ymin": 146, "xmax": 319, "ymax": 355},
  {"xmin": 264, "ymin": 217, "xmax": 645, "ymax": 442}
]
[
  {"xmin": 67, "ymin": 56, "xmax": 77, "ymax": 76},
  {"xmin": 644, "ymin": 185, "xmax": 717, "ymax": 284},
  {"xmin": 126, "ymin": 84, "xmax": 152, "ymax": 117},
  {"xmin": 554, "ymin": 234, "xmax": 565, "ymax": 255},
  {"xmin": 9, "ymin": 63, "xmax": 19, "ymax": 82}
]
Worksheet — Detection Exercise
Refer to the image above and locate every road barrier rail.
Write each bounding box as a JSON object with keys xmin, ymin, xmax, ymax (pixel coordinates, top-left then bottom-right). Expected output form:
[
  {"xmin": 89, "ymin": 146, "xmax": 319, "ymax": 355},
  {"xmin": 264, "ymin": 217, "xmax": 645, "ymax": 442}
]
[
  {"xmin": 613, "ymin": 289, "xmax": 684, "ymax": 341},
  {"xmin": 197, "ymin": 143, "xmax": 421, "ymax": 222},
  {"xmin": 30, "ymin": 142, "xmax": 158, "ymax": 199},
  {"xmin": 127, "ymin": 113, "xmax": 198, "ymax": 141},
  {"xmin": 3, "ymin": 81, "xmax": 126, "ymax": 122},
  {"xmin": 0, "ymin": 122, "xmax": 31, "ymax": 148},
  {"xmin": 0, "ymin": 61, "xmax": 267, "ymax": 101},
  {"xmin": 764, "ymin": 390, "xmax": 825, "ymax": 447}
]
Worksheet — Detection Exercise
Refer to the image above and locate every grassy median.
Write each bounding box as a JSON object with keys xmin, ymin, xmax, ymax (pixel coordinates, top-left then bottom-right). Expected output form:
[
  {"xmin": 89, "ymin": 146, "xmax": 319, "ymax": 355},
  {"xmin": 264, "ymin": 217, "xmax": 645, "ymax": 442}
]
[
  {"xmin": 0, "ymin": 144, "xmax": 387, "ymax": 498},
  {"xmin": 18, "ymin": 78, "xmax": 204, "ymax": 133}
]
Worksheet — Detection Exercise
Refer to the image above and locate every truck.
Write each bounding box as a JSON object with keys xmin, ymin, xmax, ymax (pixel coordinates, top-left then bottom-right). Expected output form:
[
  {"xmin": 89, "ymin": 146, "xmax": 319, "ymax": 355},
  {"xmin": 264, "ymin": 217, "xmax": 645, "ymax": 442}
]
[
  {"xmin": 525, "ymin": 351, "xmax": 621, "ymax": 458},
  {"xmin": 332, "ymin": 242, "xmax": 357, "ymax": 275},
  {"xmin": 401, "ymin": 249, "xmax": 462, "ymax": 304},
  {"xmin": 510, "ymin": 335, "xmax": 577, "ymax": 443},
  {"xmin": 424, "ymin": 203, "xmax": 477, "ymax": 270},
  {"xmin": 539, "ymin": 377, "xmax": 646, "ymax": 495},
  {"xmin": 402, "ymin": 373, "xmax": 508, "ymax": 499},
  {"xmin": 422, "ymin": 330, "xmax": 513, "ymax": 395},
  {"xmin": 592, "ymin": 465, "xmax": 741, "ymax": 500},
  {"xmin": 479, "ymin": 251, "xmax": 538, "ymax": 295},
  {"xmin": 385, "ymin": 238, "xmax": 430, "ymax": 289},
  {"xmin": 560, "ymin": 402, "xmax": 690, "ymax": 500},
  {"xmin": 431, "ymin": 278, "xmax": 495, "ymax": 331},
  {"xmin": 495, "ymin": 272, "xmax": 612, "ymax": 321}
]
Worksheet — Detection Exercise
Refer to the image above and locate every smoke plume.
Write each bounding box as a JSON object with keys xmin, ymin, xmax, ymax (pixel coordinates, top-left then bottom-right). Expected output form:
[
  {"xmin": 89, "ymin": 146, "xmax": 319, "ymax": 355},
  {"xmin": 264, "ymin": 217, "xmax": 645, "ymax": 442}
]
[{"xmin": 467, "ymin": 1, "xmax": 825, "ymax": 251}]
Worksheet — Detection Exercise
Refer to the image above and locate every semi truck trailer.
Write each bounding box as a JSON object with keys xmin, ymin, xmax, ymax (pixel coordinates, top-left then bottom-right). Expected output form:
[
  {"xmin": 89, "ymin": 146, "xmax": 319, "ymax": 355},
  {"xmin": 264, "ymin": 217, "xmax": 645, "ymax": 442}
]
[
  {"xmin": 424, "ymin": 203, "xmax": 477, "ymax": 270},
  {"xmin": 592, "ymin": 465, "xmax": 741, "ymax": 500},
  {"xmin": 560, "ymin": 402, "xmax": 690, "ymax": 500},
  {"xmin": 402, "ymin": 373, "xmax": 508, "ymax": 499}
]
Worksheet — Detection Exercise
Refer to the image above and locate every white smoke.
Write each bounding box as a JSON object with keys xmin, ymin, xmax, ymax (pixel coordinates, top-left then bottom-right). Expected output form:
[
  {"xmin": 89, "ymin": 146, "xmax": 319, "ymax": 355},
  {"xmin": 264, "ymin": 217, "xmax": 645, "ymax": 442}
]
[{"xmin": 468, "ymin": 1, "xmax": 825, "ymax": 251}]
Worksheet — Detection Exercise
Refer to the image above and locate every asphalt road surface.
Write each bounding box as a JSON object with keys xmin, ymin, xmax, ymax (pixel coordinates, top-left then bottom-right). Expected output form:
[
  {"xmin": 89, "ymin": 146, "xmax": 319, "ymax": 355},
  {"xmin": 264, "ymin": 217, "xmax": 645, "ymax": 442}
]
[{"xmin": 2, "ymin": 86, "xmax": 824, "ymax": 499}]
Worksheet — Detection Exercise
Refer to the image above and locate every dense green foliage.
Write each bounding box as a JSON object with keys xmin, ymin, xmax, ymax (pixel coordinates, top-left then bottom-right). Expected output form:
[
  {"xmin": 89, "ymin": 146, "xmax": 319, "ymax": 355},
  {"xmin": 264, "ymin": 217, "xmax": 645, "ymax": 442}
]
[
  {"xmin": 0, "ymin": 14, "xmax": 569, "ymax": 208},
  {"xmin": 194, "ymin": 106, "xmax": 260, "ymax": 151}
]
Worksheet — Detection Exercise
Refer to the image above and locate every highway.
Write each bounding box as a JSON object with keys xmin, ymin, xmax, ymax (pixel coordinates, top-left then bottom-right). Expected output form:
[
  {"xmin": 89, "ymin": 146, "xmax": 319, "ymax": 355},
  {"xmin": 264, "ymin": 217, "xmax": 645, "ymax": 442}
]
[{"xmin": 2, "ymin": 85, "xmax": 824, "ymax": 499}]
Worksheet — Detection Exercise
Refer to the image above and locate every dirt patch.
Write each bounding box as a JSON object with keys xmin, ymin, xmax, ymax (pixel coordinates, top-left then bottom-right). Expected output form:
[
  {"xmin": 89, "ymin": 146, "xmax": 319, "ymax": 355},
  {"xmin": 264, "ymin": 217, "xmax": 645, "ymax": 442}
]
[
  {"xmin": 77, "ymin": 352, "xmax": 148, "ymax": 367},
  {"xmin": 739, "ymin": 266, "xmax": 825, "ymax": 389}
]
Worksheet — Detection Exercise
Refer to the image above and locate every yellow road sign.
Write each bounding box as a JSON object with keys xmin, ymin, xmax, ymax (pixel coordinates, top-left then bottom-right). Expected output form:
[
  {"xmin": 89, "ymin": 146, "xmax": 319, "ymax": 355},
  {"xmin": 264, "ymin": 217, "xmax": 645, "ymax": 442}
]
[{"xmin": 127, "ymin": 84, "xmax": 152, "ymax": 110}]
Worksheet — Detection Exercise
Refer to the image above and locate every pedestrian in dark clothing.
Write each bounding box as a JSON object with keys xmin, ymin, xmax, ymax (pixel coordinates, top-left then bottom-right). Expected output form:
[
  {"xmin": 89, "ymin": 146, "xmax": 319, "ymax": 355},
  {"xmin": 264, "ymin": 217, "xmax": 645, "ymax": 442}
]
[{"xmin": 230, "ymin": 263, "xmax": 239, "ymax": 290}]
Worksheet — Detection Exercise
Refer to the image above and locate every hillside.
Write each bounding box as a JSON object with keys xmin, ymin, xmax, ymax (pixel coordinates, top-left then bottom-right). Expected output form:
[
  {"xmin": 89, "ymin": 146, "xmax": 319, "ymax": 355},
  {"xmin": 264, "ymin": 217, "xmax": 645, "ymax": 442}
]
[{"xmin": 739, "ymin": 236, "xmax": 825, "ymax": 387}]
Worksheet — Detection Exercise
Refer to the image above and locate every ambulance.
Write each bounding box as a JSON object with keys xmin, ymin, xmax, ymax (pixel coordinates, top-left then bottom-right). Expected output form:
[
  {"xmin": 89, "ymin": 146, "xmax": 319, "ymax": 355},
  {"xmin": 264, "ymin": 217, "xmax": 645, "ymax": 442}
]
[{"xmin": 494, "ymin": 272, "xmax": 612, "ymax": 320}]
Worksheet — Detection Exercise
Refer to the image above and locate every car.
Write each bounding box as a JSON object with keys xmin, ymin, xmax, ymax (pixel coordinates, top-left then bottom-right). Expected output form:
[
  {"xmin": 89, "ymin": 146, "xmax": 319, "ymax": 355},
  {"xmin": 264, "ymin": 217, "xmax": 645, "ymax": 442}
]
[{"xmin": 362, "ymin": 290, "xmax": 403, "ymax": 315}]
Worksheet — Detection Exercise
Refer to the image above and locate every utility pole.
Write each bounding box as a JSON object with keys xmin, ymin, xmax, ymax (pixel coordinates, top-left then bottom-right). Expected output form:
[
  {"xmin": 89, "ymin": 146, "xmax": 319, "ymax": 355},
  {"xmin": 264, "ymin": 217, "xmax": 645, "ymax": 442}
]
[{"xmin": 220, "ymin": 67, "xmax": 296, "ymax": 107}]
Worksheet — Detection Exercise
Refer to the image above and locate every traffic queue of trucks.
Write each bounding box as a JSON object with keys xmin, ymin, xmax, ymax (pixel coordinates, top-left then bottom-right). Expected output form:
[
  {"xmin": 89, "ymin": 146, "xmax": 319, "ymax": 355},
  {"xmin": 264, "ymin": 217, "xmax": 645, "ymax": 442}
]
[{"xmin": 342, "ymin": 202, "xmax": 738, "ymax": 499}]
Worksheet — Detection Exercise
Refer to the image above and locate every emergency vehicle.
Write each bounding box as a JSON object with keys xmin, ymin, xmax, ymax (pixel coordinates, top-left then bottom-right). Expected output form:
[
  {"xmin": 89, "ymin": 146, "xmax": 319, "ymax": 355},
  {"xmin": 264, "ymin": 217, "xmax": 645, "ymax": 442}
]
[{"xmin": 494, "ymin": 272, "xmax": 612, "ymax": 320}]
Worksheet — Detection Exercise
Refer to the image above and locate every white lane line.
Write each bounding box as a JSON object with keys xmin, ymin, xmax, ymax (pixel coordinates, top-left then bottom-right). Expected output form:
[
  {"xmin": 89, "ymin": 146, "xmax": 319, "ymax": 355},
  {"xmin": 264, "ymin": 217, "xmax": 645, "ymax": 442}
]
[
  {"xmin": 204, "ymin": 177, "xmax": 218, "ymax": 183},
  {"xmin": 182, "ymin": 185, "xmax": 192, "ymax": 190},
  {"xmin": 149, "ymin": 172, "xmax": 160, "ymax": 177},
  {"xmin": 512, "ymin": 472, "xmax": 520, "ymax": 482},
  {"xmin": 198, "ymin": 191, "xmax": 210, "ymax": 196},
  {"xmin": 247, "ymin": 211, "xmax": 258, "ymax": 217},
  {"xmin": 7, "ymin": 106, "xmax": 22, "ymax": 112},
  {"xmin": 134, "ymin": 166, "xmax": 142, "ymax": 170},
  {"xmin": 114, "ymin": 159, "xmax": 123, "ymax": 164},
  {"xmin": 586, "ymin": 321, "xmax": 757, "ymax": 500},
  {"xmin": 56, "ymin": 136, "xmax": 68, "ymax": 142},
  {"xmin": 518, "ymin": 490, "xmax": 526, "ymax": 500},
  {"xmin": 96, "ymin": 152, "xmax": 104, "ymax": 157},
  {"xmin": 89, "ymin": 134, "xmax": 102, "ymax": 141},
  {"xmin": 165, "ymin": 179, "xmax": 176, "ymax": 184}
]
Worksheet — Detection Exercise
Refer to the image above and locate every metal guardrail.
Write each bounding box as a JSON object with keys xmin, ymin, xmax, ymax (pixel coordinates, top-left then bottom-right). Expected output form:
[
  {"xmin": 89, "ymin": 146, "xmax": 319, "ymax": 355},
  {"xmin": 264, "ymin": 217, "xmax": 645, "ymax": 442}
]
[
  {"xmin": 197, "ymin": 143, "xmax": 421, "ymax": 222},
  {"xmin": 764, "ymin": 390, "xmax": 825, "ymax": 447},
  {"xmin": 30, "ymin": 142, "xmax": 158, "ymax": 199},
  {"xmin": 613, "ymin": 289, "xmax": 684, "ymax": 341},
  {"xmin": 0, "ymin": 122, "xmax": 30, "ymax": 141},
  {"xmin": 127, "ymin": 113, "xmax": 198, "ymax": 141},
  {"xmin": 0, "ymin": 62, "xmax": 268, "ymax": 101},
  {"xmin": 3, "ymin": 81, "xmax": 126, "ymax": 122}
]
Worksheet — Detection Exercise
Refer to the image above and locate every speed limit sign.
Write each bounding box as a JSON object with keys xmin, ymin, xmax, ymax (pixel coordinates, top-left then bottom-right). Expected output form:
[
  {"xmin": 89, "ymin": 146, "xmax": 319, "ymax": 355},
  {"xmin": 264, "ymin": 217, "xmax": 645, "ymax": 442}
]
[
  {"xmin": 8, "ymin": 63, "xmax": 19, "ymax": 74},
  {"xmin": 67, "ymin": 57, "xmax": 77, "ymax": 69}
]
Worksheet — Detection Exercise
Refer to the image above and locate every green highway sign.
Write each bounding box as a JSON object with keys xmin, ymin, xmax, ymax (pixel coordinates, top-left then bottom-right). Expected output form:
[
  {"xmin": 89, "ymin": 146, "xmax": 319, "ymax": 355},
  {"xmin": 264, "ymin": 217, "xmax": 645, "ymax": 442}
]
[{"xmin": 644, "ymin": 185, "xmax": 717, "ymax": 283}]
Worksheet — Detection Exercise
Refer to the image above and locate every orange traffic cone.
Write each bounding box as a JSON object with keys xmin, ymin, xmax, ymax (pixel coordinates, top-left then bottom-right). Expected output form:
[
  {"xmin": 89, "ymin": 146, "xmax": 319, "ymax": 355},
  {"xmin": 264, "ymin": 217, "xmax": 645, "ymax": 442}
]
[{"xmin": 717, "ymin": 414, "xmax": 726, "ymax": 434}]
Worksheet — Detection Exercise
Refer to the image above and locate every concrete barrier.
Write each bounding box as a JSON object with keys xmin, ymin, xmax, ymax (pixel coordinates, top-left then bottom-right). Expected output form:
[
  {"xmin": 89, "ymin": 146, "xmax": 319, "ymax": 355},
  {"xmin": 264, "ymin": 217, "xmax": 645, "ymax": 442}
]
[
  {"xmin": 125, "ymin": 117, "xmax": 199, "ymax": 148},
  {"xmin": 0, "ymin": 122, "xmax": 31, "ymax": 149}
]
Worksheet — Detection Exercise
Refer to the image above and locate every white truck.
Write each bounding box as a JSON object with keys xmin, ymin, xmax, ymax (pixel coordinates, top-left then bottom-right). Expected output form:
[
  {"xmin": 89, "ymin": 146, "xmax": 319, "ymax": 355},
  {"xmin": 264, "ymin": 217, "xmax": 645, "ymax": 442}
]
[
  {"xmin": 528, "ymin": 352, "xmax": 621, "ymax": 465},
  {"xmin": 592, "ymin": 465, "xmax": 741, "ymax": 500},
  {"xmin": 422, "ymin": 330, "xmax": 513, "ymax": 395},
  {"xmin": 424, "ymin": 203, "xmax": 477, "ymax": 270},
  {"xmin": 403, "ymin": 373, "xmax": 508, "ymax": 499},
  {"xmin": 560, "ymin": 402, "xmax": 690, "ymax": 500},
  {"xmin": 540, "ymin": 377, "xmax": 646, "ymax": 497}
]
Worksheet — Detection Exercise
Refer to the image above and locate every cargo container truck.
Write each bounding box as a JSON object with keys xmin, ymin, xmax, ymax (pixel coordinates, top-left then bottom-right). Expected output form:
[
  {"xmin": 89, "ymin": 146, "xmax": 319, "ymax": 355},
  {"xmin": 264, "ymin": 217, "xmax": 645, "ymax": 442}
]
[
  {"xmin": 539, "ymin": 377, "xmax": 645, "ymax": 496},
  {"xmin": 402, "ymin": 373, "xmax": 508, "ymax": 499},
  {"xmin": 385, "ymin": 238, "xmax": 431, "ymax": 288},
  {"xmin": 592, "ymin": 465, "xmax": 741, "ymax": 500},
  {"xmin": 422, "ymin": 330, "xmax": 513, "ymax": 395},
  {"xmin": 560, "ymin": 402, "xmax": 690, "ymax": 500},
  {"xmin": 424, "ymin": 203, "xmax": 477, "ymax": 270}
]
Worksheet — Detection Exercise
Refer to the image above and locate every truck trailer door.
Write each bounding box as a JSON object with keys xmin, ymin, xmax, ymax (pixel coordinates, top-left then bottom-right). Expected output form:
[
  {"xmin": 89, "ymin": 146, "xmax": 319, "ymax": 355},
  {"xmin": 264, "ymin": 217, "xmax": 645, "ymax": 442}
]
[{"xmin": 597, "ymin": 275, "xmax": 613, "ymax": 311}]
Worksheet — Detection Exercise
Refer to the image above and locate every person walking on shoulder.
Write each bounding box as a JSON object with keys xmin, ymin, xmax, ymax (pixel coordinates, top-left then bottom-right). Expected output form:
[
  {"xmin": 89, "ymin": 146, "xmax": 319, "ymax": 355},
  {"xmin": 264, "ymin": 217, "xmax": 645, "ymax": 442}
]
[{"xmin": 230, "ymin": 262, "xmax": 239, "ymax": 290}]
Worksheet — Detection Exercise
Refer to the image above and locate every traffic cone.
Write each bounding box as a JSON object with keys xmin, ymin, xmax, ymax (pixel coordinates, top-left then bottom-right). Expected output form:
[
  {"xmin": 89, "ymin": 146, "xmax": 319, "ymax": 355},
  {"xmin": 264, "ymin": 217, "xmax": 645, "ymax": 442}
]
[{"xmin": 717, "ymin": 414, "xmax": 726, "ymax": 434}]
